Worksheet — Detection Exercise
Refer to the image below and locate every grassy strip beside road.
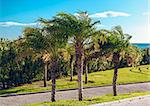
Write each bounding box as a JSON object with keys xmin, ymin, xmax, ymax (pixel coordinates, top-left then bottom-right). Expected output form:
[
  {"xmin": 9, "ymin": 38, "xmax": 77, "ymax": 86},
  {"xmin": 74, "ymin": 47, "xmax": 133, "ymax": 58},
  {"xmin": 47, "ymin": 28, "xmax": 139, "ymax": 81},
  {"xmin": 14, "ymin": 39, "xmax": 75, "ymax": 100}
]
[
  {"xmin": 0, "ymin": 65, "xmax": 150, "ymax": 95},
  {"xmin": 27, "ymin": 92, "xmax": 150, "ymax": 106}
]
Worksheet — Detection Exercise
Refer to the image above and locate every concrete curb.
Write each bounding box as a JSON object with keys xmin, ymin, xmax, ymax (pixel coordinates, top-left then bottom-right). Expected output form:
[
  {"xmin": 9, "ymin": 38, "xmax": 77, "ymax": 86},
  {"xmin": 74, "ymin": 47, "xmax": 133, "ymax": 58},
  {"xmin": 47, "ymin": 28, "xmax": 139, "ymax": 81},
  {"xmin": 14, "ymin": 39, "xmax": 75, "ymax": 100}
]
[
  {"xmin": 91, "ymin": 95, "xmax": 150, "ymax": 106},
  {"xmin": 0, "ymin": 81, "xmax": 150, "ymax": 97}
]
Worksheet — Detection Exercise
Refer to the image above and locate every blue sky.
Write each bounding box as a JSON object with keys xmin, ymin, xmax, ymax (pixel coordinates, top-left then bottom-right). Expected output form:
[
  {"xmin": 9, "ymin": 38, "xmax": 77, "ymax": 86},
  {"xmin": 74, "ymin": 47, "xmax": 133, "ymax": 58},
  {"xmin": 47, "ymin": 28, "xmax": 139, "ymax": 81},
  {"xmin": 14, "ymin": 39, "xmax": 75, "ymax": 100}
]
[{"xmin": 0, "ymin": 0, "xmax": 150, "ymax": 43}]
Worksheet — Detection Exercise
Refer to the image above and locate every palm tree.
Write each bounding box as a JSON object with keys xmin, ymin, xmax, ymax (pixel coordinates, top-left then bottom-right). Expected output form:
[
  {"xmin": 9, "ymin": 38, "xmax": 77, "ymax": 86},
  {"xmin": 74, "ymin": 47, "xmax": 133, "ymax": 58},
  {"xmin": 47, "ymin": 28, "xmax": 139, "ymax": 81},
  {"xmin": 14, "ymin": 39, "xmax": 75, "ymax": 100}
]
[
  {"xmin": 102, "ymin": 26, "xmax": 131, "ymax": 96},
  {"xmin": 65, "ymin": 44, "xmax": 75, "ymax": 81},
  {"xmin": 84, "ymin": 30, "xmax": 108, "ymax": 84},
  {"xmin": 49, "ymin": 12, "xmax": 100, "ymax": 101},
  {"xmin": 142, "ymin": 48, "xmax": 150, "ymax": 65},
  {"xmin": 125, "ymin": 46, "xmax": 143, "ymax": 69},
  {"xmin": 38, "ymin": 18, "xmax": 69, "ymax": 102},
  {"xmin": 24, "ymin": 25, "xmax": 67, "ymax": 102},
  {"xmin": 70, "ymin": 54, "xmax": 74, "ymax": 81},
  {"xmin": 42, "ymin": 53, "xmax": 51, "ymax": 87},
  {"xmin": 84, "ymin": 43, "xmax": 95, "ymax": 84},
  {"xmin": 23, "ymin": 27, "xmax": 50, "ymax": 87}
]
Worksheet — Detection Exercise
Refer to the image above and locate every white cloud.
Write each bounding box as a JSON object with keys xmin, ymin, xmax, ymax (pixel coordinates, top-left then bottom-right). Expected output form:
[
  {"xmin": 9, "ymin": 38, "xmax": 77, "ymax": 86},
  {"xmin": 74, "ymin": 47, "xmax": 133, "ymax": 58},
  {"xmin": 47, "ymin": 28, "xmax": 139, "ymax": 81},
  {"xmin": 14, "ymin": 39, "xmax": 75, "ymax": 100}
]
[
  {"xmin": 143, "ymin": 12, "xmax": 150, "ymax": 16},
  {"xmin": 124, "ymin": 25, "xmax": 150, "ymax": 43},
  {"xmin": 95, "ymin": 24, "xmax": 104, "ymax": 28},
  {"xmin": 89, "ymin": 11, "xmax": 130, "ymax": 18},
  {"xmin": 74, "ymin": 13, "xmax": 80, "ymax": 17},
  {"xmin": 0, "ymin": 22, "xmax": 38, "ymax": 27}
]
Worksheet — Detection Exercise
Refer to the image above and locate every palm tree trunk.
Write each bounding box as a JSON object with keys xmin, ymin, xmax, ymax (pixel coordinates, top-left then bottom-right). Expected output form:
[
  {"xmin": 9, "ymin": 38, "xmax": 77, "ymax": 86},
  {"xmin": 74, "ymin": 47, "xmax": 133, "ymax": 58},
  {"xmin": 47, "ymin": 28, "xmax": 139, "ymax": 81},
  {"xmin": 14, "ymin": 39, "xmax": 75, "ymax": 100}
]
[
  {"xmin": 85, "ymin": 65, "xmax": 88, "ymax": 84},
  {"xmin": 75, "ymin": 42, "xmax": 84, "ymax": 101},
  {"xmin": 84, "ymin": 60, "xmax": 88, "ymax": 84},
  {"xmin": 112, "ymin": 52, "xmax": 120, "ymax": 96},
  {"xmin": 44, "ymin": 63, "xmax": 48, "ymax": 87},
  {"xmin": 112, "ymin": 64, "xmax": 118, "ymax": 96},
  {"xmin": 51, "ymin": 59, "xmax": 57, "ymax": 102},
  {"xmin": 70, "ymin": 55, "xmax": 74, "ymax": 81},
  {"xmin": 2, "ymin": 81, "xmax": 5, "ymax": 89}
]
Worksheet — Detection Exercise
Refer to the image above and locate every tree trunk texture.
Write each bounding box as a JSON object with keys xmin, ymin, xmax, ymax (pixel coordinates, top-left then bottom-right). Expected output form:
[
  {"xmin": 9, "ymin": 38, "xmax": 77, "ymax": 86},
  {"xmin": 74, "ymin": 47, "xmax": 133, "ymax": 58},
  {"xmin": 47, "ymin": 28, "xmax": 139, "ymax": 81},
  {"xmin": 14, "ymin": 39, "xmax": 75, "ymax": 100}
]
[
  {"xmin": 8, "ymin": 69, "xmax": 13, "ymax": 87},
  {"xmin": 70, "ymin": 55, "xmax": 74, "ymax": 81},
  {"xmin": 84, "ymin": 60, "xmax": 88, "ymax": 84},
  {"xmin": 2, "ymin": 81, "xmax": 5, "ymax": 89},
  {"xmin": 75, "ymin": 42, "xmax": 84, "ymax": 101},
  {"xmin": 44, "ymin": 63, "xmax": 48, "ymax": 87},
  {"xmin": 112, "ymin": 52, "xmax": 120, "ymax": 96},
  {"xmin": 112, "ymin": 64, "xmax": 118, "ymax": 96},
  {"xmin": 51, "ymin": 59, "xmax": 57, "ymax": 102}
]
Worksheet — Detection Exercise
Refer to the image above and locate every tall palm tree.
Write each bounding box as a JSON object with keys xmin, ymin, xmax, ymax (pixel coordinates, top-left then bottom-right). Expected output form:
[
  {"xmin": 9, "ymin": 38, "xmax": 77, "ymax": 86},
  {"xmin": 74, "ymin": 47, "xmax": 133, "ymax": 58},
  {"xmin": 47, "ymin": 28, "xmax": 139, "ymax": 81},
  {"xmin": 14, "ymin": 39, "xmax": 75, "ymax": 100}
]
[
  {"xmin": 48, "ymin": 12, "xmax": 100, "ymax": 101},
  {"xmin": 101, "ymin": 26, "xmax": 131, "ymax": 96}
]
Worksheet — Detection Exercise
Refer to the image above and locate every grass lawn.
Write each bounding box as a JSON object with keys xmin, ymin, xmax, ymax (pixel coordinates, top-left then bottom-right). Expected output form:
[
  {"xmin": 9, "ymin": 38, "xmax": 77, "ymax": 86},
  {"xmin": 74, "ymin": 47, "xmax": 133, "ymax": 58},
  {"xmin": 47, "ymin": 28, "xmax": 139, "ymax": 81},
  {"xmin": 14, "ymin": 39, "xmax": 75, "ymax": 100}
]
[
  {"xmin": 27, "ymin": 91, "xmax": 150, "ymax": 106},
  {"xmin": 0, "ymin": 65, "xmax": 150, "ymax": 95}
]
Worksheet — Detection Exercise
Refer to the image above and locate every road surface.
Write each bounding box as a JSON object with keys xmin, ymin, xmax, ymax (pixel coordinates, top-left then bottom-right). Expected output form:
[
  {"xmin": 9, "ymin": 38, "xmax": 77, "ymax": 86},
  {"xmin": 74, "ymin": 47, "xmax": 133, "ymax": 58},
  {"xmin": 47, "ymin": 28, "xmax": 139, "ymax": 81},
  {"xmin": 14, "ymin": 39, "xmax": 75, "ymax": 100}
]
[{"xmin": 0, "ymin": 82, "xmax": 150, "ymax": 106}]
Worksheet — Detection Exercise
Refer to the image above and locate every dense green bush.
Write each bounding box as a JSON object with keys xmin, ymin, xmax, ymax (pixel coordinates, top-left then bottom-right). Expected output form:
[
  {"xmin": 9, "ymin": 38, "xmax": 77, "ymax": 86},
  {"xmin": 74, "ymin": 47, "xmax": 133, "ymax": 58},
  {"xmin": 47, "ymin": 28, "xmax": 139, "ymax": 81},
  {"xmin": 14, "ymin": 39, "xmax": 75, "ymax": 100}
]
[
  {"xmin": 141, "ymin": 48, "xmax": 150, "ymax": 65},
  {"xmin": 0, "ymin": 35, "xmax": 148, "ymax": 89}
]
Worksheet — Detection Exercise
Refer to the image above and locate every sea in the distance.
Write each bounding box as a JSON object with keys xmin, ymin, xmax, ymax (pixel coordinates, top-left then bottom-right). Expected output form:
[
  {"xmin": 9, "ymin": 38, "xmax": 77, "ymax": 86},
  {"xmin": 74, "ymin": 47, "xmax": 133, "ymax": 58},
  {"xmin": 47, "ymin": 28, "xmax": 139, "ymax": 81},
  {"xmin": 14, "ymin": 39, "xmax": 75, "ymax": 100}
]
[{"xmin": 131, "ymin": 43, "xmax": 150, "ymax": 49}]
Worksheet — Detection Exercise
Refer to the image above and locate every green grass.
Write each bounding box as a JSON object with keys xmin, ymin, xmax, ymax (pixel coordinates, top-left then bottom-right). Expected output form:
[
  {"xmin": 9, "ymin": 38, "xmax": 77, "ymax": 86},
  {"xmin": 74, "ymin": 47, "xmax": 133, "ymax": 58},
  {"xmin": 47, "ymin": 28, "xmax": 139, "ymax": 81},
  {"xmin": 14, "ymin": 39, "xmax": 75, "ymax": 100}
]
[
  {"xmin": 0, "ymin": 65, "xmax": 150, "ymax": 95},
  {"xmin": 27, "ymin": 91, "xmax": 150, "ymax": 106}
]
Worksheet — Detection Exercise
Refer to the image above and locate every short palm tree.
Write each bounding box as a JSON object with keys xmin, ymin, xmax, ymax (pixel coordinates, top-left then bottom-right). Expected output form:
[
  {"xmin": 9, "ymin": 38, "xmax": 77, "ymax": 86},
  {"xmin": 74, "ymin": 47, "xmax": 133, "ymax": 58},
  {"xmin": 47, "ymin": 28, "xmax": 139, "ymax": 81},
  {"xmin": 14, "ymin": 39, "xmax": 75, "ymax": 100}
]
[
  {"xmin": 125, "ymin": 46, "xmax": 143, "ymax": 68},
  {"xmin": 24, "ymin": 27, "xmax": 50, "ymax": 87},
  {"xmin": 66, "ymin": 44, "xmax": 75, "ymax": 81},
  {"xmin": 24, "ymin": 23, "xmax": 68, "ymax": 101},
  {"xmin": 84, "ymin": 30, "xmax": 108, "ymax": 84}
]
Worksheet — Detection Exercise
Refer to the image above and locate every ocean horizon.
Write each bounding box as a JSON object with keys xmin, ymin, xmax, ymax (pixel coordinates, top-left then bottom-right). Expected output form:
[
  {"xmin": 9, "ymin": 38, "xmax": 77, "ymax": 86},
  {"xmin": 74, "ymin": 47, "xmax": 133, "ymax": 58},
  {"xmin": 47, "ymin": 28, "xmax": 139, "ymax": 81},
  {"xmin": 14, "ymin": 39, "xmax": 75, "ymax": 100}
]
[{"xmin": 131, "ymin": 43, "xmax": 150, "ymax": 49}]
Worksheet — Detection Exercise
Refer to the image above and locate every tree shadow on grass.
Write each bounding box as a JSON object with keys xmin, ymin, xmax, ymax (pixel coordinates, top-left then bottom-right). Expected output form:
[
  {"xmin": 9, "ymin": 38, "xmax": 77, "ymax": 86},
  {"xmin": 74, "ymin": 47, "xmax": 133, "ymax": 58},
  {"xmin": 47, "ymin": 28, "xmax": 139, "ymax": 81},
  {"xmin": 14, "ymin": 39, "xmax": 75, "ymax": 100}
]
[
  {"xmin": 130, "ymin": 70, "xmax": 150, "ymax": 75},
  {"xmin": 65, "ymin": 79, "xmax": 78, "ymax": 82},
  {"xmin": 83, "ymin": 80, "xmax": 95, "ymax": 83},
  {"xmin": 0, "ymin": 85, "xmax": 39, "ymax": 96},
  {"xmin": 88, "ymin": 80, "xmax": 95, "ymax": 83},
  {"xmin": 0, "ymin": 88, "xmax": 27, "ymax": 96}
]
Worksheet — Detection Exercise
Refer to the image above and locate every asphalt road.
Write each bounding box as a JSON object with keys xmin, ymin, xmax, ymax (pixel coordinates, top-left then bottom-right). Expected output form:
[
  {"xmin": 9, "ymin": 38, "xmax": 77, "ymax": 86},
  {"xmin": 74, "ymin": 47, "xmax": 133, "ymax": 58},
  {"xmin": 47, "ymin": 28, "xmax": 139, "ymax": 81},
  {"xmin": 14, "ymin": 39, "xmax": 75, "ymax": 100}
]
[{"xmin": 0, "ymin": 82, "xmax": 150, "ymax": 106}]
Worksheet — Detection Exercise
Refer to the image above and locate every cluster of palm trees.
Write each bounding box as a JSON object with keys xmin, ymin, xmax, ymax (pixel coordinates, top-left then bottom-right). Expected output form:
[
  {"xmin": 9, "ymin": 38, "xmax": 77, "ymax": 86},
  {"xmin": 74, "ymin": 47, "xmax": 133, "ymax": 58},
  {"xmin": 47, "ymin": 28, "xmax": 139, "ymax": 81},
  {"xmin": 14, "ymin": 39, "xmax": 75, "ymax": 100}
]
[{"xmin": 23, "ymin": 12, "xmax": 133, "ymax": 102}]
